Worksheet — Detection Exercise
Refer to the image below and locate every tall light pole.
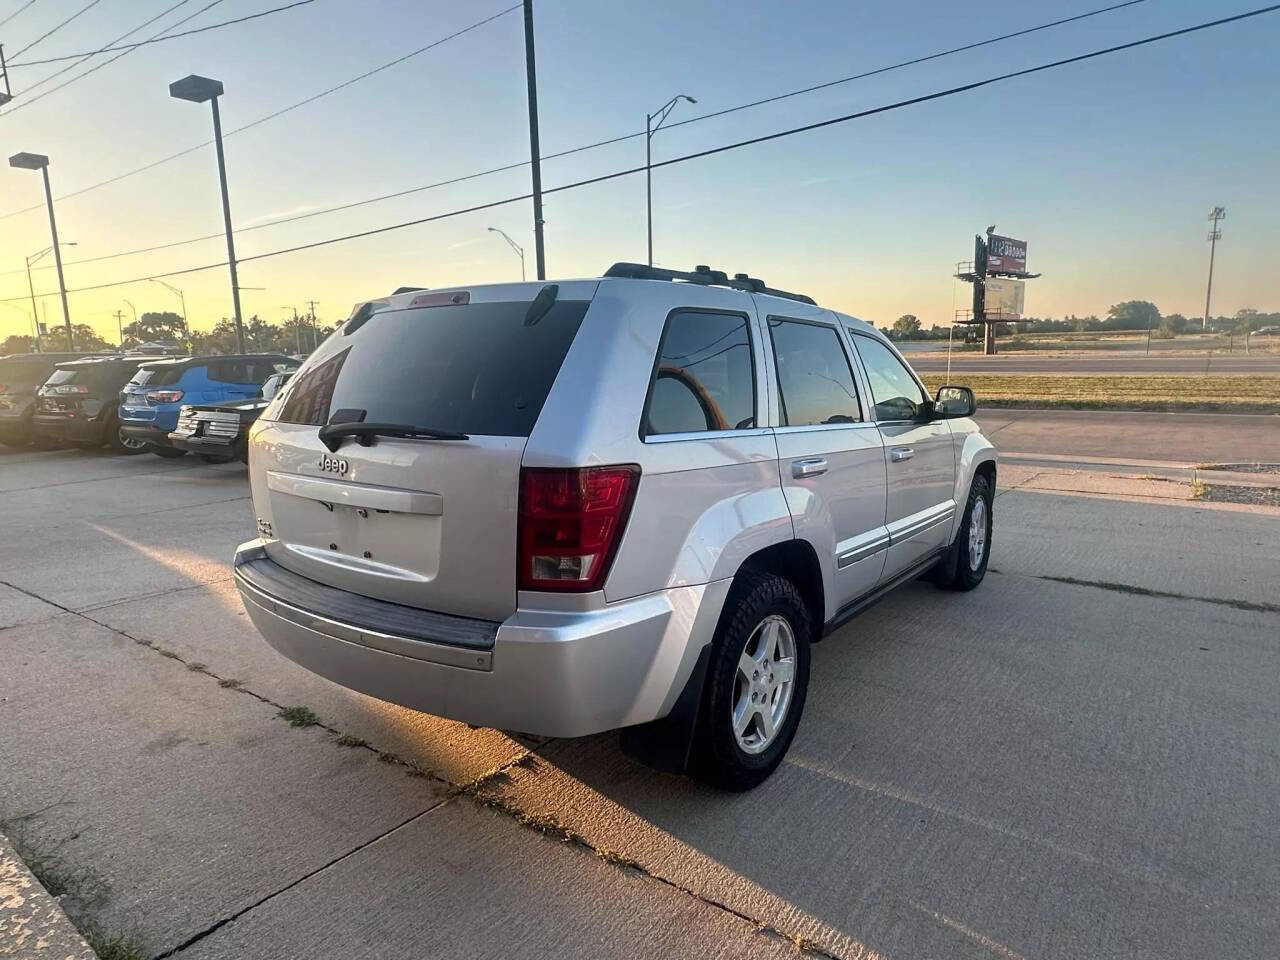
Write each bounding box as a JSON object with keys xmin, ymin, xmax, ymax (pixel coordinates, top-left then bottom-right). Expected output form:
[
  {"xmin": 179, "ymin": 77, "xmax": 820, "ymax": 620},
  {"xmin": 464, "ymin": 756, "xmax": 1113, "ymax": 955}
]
[
  {"xmin": 282, "ymin": 306, "xmax": 302, "ymax": 354},
  {"xmin": 148, "ymin": 278, "xmax": 189, "ymax": 342},
  {"xmin": 10, "ymin": 153, "xmax": 73, "ymax": 348},
  {"xmin": 24, "ymin": 242, "xmax": 76, "ymax": 353},
  {"xmin": 123, "ymin": 298, "xmax": 138, "ymax": 347},
  {"xmin": 1204, "ymin": 206, "xmax": 1225, "ymax": 333},
  {"xmin": 645, "ymin": 94, "xmax": 697, "ymax": 267},
  {"xmin": 169, "ymin": 75, "xmax": 244, "ymax": 354},
  {"xmin": 522, "ymin": 0, "xmax": 545, "ymax": 280},
  {"xmin": 487, "ymin": 227, "xmax": 526, "ymax": 282}
]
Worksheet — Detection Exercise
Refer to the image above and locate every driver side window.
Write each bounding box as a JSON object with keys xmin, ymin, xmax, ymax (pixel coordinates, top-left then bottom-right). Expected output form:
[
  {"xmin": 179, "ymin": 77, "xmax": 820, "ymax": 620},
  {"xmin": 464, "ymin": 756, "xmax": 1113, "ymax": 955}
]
[{"xmin": 851, "ymin": 334, "xmax": 927, "ymax": 422}]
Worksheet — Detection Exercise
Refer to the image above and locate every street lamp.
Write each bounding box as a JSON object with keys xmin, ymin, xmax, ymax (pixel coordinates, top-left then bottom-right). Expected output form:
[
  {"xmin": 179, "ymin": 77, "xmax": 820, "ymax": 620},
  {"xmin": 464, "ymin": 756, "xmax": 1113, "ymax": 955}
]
[
  {"xmin": 169, "ymin": 75, "xmax": 244, "ymax": 354},
  {"xmin": 645, "ymin": 94, "xmax": 696, "ymax": 267},
  {"xmin": 487, "ymin": 227, "xmax": 526, "ymax": 282},
  {"xmin": 10, "ymin": 152, "xmax": 73, "ymax": 348},
  {"xmin": 148, "ymin": 278, "xmax": 189, "ymax": 342},
  {"xmin": 24, "ymin": 242, "xmax": 76, "ymax": 353}
]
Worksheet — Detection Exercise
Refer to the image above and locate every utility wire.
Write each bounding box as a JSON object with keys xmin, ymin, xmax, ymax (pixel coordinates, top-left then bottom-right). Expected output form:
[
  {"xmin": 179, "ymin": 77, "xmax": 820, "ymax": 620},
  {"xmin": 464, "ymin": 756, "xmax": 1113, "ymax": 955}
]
[
  {"xmin": 2, "ymin": 0, "xmax": 229, "ymax": 114},
  {"xmin": 0, "ymin": 3, "xmax": 520, "ymax": 215},
  {"xmin": 0, "ymin": 0, "xmax": 40, "ymax": 30},
  {"xmin": 6, "ymin": 1, "xmax": 1278, "ymax": 300},
  {"xmin": 17, "ymin": 0, "xmax": 193, "ymax": 98},
  {"xmin": 8, "ymin": 0, "xmax": 104, "ymax": 59},
  {"xmin": 10, "ymin": 0, "xmax": 315, "ymax": 65},
  {"xmin": 0, "ymin": 0, "xmax": 1165, "ymax": 269}
]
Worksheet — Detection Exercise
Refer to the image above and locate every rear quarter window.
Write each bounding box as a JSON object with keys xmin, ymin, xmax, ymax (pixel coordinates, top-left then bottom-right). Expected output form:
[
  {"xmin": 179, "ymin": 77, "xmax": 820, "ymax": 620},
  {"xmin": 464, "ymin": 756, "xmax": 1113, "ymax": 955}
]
[
  {"xmin": 272, "ymin": 299, "xmax": 588, "ymax": 437},
  {"xmin": 643, "ymin": 310, "xmax": 756, "ymax": 436}
]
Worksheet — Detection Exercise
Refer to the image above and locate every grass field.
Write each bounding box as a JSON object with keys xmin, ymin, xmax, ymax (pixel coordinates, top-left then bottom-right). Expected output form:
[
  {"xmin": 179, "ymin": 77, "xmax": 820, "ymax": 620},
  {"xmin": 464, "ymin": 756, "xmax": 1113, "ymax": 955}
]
[{"xmin": 920, "ymin": 374, "xmax": 1280, "ymax": 413}]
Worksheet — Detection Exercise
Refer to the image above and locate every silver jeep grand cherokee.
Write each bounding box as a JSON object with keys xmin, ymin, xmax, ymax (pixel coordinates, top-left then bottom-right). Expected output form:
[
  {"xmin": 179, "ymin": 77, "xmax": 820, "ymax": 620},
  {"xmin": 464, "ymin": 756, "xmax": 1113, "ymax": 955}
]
[{"xmin": 234, "ymin": 263, "xmax": 996, "ymax": 789}]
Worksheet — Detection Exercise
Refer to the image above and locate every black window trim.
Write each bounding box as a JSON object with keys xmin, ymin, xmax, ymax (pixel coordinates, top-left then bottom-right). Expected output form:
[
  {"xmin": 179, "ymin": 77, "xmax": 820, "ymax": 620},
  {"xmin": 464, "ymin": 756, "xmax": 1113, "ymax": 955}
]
[
  {"xmin": 766, "ymin": 314, "xmax": 866, "ymax": 429},
  {"xmin": 847, "ymin": 329, "xmax": 931, "ymax": 424},
  {"xmin": 639, "ymin": 306, "xmax": 760, "ymax": 442}
]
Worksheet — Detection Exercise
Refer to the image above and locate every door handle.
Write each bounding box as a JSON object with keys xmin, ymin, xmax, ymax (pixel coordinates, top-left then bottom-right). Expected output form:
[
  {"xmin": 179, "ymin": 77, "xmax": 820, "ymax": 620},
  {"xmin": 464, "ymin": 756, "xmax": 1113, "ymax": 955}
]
[
  {"xmin": 791, "ymin": 457, "xmax": 828, "ymax": 479},
  {"xmin": 889, "ymin": 447, "xmax": 914, "ymax": 462}
]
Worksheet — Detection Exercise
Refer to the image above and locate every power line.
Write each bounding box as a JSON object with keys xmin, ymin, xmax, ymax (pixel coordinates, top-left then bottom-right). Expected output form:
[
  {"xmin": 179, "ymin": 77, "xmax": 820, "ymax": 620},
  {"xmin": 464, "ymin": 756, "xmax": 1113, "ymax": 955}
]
[
  {"xmin": 6, "ymin": 1, "xmax": 1278, "ymax": 301},
  {"xmin": 0, "ymin": 0, "xmax": 1161, "ymax": 261},
  {"xmin": 17, "ymin": 0, "xmax": 194, "ymax": 99},
  {"xmin": 2, "ymin": 0, "xmax": 229, "ymax": 114},
  {"xmin": 9, "ymin": 0, "xmax": 104, "ymax": 59},
  {"xmin": 11, "ymin": 0, "xmax": 316, "ymax": 66},
  {"xmin": 0, "ymin": 3, "xmax": 520, "ymax": 213},
  {"xmin": 0, "ymin": 0, "xmax": 40, "ymax": 30}
]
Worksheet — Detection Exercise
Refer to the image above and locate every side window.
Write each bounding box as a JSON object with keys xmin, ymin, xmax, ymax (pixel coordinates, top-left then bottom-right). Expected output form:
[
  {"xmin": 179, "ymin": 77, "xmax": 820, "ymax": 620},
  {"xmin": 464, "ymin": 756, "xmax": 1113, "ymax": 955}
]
[
  {"xmin": 768, "ymin": 319, "xmax": 861, "ymax": 426},
  {"xmin": 851, "ymin": 334, "xmax": 928, "ymax": 421},
  {"xmin": 643, "ymin": 310, "xmax": 756, "ymax": 436}
]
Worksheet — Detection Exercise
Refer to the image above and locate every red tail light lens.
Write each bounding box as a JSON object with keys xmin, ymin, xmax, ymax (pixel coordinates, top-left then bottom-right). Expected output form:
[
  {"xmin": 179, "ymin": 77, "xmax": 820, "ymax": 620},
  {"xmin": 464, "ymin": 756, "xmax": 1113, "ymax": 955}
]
[
  {"xmin": 146, "ymin": 389, "xmax": 184, "ymax": 404},
  {"xmin": 518, "ymin": 465, "xmax": 640, "ymax": 592}
]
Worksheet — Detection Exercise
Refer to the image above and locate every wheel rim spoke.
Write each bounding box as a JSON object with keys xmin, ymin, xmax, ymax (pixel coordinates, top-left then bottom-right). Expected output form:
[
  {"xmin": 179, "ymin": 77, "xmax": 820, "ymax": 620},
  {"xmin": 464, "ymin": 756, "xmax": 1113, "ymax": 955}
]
[
  {"xmin": 774, "ymin": 657, "xmax": 794, "ymax": 684},
  {"xmin": 730, "ymin": 614, "xmax": 797, "ymax": 755},
  {"xmin": 738, "ymin": 652, "xmax": 758, "ymax": 683}
]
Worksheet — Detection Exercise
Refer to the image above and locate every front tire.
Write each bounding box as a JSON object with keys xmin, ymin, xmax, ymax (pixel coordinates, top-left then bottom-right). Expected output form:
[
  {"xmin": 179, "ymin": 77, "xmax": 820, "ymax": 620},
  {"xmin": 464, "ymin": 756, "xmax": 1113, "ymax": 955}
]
[
  {"xmin": 948, "ymin": 472, "xmax": 993, "ymax": 591},
  {"xmin": 693, "ymin": 571, "xmax": 811, "ymax": 791}
]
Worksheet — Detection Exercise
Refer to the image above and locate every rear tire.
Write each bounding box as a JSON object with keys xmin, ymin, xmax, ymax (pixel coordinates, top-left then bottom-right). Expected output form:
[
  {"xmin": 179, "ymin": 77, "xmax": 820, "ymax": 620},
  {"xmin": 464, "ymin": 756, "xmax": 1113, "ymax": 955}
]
[
  {"xmin": 110, "ymin": 421, "xmax": 147, "ymax": 455},
  {"xmin": 946, "ymin": 472, "xmax": 992, "ymax": 591},
  {"xmin": 692, "ymin": 570, "xmax": 811, "ymax": 791},
  {"xmin": 147, "ymin": 444, "xmax": 187, "ymax": 459}
]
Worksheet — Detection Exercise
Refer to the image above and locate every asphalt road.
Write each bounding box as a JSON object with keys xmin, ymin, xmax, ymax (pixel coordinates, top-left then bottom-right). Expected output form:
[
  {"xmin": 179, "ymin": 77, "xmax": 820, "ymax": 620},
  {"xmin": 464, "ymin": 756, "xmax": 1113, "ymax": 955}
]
[
  {"xmin": 908, "ymin": 352, "xmax": 1280, "ymax": 375},
  {"xmin": 2, "ymin": 440, "xmax": 1278, "ymax": 960}
]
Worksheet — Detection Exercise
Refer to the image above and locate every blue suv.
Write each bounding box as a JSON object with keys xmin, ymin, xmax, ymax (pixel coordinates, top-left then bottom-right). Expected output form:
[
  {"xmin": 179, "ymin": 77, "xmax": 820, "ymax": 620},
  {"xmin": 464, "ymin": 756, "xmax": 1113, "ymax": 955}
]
[{"xmin": 120, "ymin": 354, "xmax": 297, "ymax": 458}]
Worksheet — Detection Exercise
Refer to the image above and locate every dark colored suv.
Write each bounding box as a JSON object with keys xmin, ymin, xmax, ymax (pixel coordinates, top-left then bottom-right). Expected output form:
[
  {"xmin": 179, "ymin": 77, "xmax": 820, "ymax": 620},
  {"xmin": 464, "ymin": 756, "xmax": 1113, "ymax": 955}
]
[
  {"xmin": 119, "ymin": 354, "xmax": 298, "ymax": 457},
  {"xmin": 0, "ymin": 352, "xmax": 99, "ymax": 447},
  {"xmin": 32, "ymin": 357, "xmax": 148, "ymax": 453}
]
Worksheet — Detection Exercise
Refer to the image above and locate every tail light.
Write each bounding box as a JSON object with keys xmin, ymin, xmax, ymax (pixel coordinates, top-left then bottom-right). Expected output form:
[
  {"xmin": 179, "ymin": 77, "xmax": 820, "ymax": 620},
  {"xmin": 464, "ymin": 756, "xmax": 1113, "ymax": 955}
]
[
  {"xmin": 146, "ymin": 389, "xmax": 184, "ymax": 404},
  {"xmin": 518, "ymin": 465, "xmax": 639, "ymax": 592}
]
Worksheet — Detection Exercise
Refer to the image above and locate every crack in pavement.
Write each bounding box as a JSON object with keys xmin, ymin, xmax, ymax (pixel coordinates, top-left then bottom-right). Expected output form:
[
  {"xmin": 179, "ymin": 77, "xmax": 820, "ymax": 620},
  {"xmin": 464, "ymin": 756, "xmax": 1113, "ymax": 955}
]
[
  {"xmin": 6, "ymin": 579, "xmax": 848, "ymax": 959},
  {"xmin": 992, "ymin": 571, "xmax": 1280, "ymax": 615},
  {"xmin": 150, "ymin": 799, "xmax": 453, "ymax": 960}
]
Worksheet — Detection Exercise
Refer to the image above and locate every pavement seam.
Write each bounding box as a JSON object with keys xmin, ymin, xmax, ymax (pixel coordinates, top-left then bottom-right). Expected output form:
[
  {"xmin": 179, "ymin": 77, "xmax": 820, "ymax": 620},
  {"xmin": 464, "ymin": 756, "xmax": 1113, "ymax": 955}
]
[
  {"xmin": 12, "ymin": 580, "xmax": 846, "ymax": 959},
  {"xmin": 990, "ymin": 570, "xmax": 1280, "ymax": 615},
  {"xmin": 149, "ymin": 799, "xmax": 453, "ymax": 960},
  {"xmin": 1, "ymin": 461, "xmax": 219, "ymax": 493}
]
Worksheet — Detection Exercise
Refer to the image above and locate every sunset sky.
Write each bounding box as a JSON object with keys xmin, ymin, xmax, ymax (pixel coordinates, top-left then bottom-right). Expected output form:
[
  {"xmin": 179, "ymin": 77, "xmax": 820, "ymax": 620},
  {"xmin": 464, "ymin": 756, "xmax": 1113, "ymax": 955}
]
[{"xmin": 1, "ymin": 0, "xmax": 1277, "ymax": 346}]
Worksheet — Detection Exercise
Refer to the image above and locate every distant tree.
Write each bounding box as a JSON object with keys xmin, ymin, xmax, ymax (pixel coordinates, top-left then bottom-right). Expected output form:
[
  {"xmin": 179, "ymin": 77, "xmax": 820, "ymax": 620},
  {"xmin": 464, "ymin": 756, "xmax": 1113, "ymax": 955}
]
[
  {"xmin": 1106, "ymin": 301, "xmax": 1160, "ymax": 332},
  {"xmin": 188, "ymin": 318, "xmax": 240, "ymax": 356},
  {"xmin": 1162, "ymin": 313, "xmax": 1189, "ymax": 334},
  {"xmin": 1, "ymin": 334, "xmax": 35, "ymax": 354},
  {"xmin": 122, "ymin": 311, "xmax": 186, "ymax": 346},
  {"xmin": 892, "ymin": 314, "xmax": 921, "ymax": 338}
]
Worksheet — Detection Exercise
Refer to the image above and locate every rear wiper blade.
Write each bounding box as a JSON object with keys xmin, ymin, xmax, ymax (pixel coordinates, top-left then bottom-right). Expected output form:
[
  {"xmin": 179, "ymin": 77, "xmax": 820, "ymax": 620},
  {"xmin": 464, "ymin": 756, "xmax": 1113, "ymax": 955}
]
[{"xmin": 318, "ymin": 421, "xmax": 468, "ymax": 452}]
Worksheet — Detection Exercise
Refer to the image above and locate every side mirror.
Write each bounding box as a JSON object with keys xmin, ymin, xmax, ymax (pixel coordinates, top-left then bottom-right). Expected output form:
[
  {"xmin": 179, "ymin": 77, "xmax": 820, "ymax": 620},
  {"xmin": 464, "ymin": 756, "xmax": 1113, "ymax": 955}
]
[{"xmin": 934, "ymin": 385, "xmax": 976, "ymax": 419}]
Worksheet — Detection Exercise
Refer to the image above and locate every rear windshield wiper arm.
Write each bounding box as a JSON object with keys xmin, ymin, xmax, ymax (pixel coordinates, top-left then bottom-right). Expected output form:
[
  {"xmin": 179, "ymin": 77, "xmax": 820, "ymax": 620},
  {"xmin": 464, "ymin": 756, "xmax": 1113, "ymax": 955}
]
[{"xmin": 318, "ymin": 422, "xmax": 469, "ymax": 452}]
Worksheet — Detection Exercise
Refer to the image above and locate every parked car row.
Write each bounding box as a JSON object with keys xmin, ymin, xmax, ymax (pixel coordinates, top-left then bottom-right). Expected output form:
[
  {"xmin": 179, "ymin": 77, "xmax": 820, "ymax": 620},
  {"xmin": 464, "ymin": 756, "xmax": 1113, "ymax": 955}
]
[{"xmin": 0, "ymin": 351, "xmax": 298, "ymax": 461}]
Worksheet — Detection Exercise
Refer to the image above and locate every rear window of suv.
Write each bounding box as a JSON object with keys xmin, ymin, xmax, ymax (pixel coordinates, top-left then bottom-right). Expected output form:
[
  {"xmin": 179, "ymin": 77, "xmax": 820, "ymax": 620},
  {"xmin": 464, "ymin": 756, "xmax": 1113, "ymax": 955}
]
[
  {"xmin": 0, "ymin": 360, "xmax": 58, "ymax": 391},
  {"xmin": 271, "ymin": 299, "xmax": 589, "ymax": 437},
  {"xmin": 129, "ymin": 364, "xmax": 186, "ymax": 388}
]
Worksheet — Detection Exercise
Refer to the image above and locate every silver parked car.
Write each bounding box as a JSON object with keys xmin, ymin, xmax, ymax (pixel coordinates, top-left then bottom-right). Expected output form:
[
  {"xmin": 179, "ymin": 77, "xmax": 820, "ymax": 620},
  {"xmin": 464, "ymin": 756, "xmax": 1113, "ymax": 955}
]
[{"xmin": 234, "ymin": 264, "xmax": 996, "ymax": 789}]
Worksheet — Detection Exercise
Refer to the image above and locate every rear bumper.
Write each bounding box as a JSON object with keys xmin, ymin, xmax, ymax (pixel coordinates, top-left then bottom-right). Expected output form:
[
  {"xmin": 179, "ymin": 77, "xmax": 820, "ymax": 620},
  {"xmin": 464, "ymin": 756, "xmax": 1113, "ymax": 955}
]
[
  {"xmin": 169, "ymin": 432, "xmax": 240, "ymax": 457},
  {"xmin": 233, "ymin": 540, "xmax": 730, "ymax": 738},
  {"xmin": 33, "ymin": 414, "xmax": 105, "ymax": 445},
  {"xmin": 121, "ymin": 422, "xmax": 174, "ymax": 447}
]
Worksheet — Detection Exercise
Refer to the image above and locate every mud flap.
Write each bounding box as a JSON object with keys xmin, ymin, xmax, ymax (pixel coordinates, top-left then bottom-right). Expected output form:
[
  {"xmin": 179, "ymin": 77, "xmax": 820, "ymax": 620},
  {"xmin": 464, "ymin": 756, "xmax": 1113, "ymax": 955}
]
[{"xmin": 618, "ymin": 642, "xmax": 712, "ymax": 775}]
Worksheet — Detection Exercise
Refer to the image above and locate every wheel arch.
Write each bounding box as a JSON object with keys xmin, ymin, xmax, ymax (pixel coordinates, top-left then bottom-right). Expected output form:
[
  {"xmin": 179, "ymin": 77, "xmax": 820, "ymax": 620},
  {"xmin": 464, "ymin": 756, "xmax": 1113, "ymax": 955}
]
[{"xmin": 737, "ymin": 539, "xmax": 825, "ymax": 644}]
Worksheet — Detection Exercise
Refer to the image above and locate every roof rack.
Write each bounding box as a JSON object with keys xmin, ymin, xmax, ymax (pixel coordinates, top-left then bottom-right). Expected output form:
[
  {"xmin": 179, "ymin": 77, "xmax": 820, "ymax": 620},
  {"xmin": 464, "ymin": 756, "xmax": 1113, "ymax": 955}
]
[{"xmin": 603, "ymin": 262, "xmax": 815, "ymax": 305}]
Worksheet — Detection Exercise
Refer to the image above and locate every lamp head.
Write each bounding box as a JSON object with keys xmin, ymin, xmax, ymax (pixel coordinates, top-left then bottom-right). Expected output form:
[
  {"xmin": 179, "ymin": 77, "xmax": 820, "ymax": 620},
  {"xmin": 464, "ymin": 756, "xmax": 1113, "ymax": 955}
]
[
  {"xmin": 169, "ymin": 75, "xmax": 224, "ymax": 103},
  {"xmin": 9, "ymin": 152, "xmax": 49, "ymax": 171}
]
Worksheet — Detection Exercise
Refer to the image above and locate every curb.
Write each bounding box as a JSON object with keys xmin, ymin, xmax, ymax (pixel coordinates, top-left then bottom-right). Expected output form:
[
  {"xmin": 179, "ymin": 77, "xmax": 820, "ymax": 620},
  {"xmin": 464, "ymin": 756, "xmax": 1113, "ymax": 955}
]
[
  {"xmin": 0, "ymin": 832, "xmax": 95, "ymax": 960},
  {"xmin": 999, "ymin": 454, "xmax": 1280, "ymax": 490}
]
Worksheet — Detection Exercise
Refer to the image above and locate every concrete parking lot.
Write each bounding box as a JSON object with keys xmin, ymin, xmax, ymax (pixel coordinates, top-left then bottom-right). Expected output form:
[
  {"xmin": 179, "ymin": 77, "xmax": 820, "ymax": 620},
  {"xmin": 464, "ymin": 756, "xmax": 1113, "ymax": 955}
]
[{"xmin": 2, "ymin": 430, "xmax": 1279, "ymax": 960}]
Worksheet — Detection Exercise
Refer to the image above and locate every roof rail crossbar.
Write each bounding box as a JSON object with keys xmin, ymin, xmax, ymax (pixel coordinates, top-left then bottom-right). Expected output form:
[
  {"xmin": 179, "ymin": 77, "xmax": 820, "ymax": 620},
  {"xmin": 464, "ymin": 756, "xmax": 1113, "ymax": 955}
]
[{"xmin": 604, "ymin": 262, "xmax": 815, "ymax": 305}]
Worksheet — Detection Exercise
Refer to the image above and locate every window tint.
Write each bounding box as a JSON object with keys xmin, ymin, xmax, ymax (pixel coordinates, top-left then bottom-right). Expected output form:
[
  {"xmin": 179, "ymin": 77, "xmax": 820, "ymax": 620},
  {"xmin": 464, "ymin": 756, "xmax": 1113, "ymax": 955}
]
[
  {"xmin": 131, "ymin": 365, "xmax": 184, "ymax": 387},
  {"xmin": 208, "ymin": 360, "xmax": 255, "ymax": 384},
  {"xmin": 851, "ymin": 335, "xmax": 927, "ymax": 421},
  {"xmin": 644, "ymin": 310, "xmax": 755, "ymax": 436},
  {"xmin": 272, "ymin": 299, "xmax": 588, "ymax": 437},
  {"xmin": 768, "ymin": 319, "xmax": 861, "ymax": 426}
]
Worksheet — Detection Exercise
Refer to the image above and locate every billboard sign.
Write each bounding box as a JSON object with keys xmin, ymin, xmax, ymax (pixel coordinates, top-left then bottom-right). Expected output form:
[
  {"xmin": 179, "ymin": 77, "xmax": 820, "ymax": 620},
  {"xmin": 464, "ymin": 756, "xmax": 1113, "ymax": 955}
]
[
  {"xmin": 984, "ymin": 277, "xmax": 1025, "ymax": 319},
  {"xmin": 986, "ymin": 234, "xmax": 1027, "ymax": 274}
]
